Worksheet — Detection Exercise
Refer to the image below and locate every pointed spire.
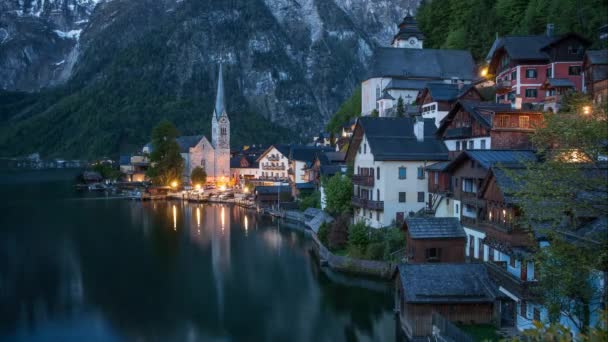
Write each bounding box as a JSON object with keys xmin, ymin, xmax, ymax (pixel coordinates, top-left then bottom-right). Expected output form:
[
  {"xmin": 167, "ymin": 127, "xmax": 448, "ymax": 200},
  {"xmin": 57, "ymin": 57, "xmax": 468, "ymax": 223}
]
[{"xmin": 214, "ymin": 63, "xmax": 226, "ymax": 118}]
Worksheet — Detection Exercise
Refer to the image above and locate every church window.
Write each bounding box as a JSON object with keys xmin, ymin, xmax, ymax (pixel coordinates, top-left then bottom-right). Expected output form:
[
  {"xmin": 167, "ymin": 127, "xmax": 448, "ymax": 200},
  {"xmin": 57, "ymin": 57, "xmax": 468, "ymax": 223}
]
[
  {"xmin": 221, "ymin": 127, "xmax": 227, "ymax": 136},
  {"xmin": 376, "ymin": 86, "xmax": 381, "ymax": 100}
]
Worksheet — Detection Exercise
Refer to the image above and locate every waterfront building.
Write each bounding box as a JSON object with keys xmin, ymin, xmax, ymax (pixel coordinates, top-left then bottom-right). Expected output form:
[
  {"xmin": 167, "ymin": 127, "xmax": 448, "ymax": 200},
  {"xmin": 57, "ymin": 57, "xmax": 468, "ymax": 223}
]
[
  {"xmin": 403, "ymin": 217, "xmax": 466, "ymax": 264},
  {"xmin": 230, "ymin": 154, "xmax": 259, "ymax": 184},
  {"xmin": 256, "ymin": 144, "xmax": 291, "ymax": 182},
  {"xmin": 288, "ymin": 146, "xmax": 334, "ymax": 198},
  {"xmin": 486, "ymin": 25, "xmax": 591, "ymax": 111},
  {"xmin": 361, "ymin": 14, "xmax": 475, "ymax": 116},
  {"xmin": 346, "ymin": 117, "xmax": 448, "ymax": 228}
]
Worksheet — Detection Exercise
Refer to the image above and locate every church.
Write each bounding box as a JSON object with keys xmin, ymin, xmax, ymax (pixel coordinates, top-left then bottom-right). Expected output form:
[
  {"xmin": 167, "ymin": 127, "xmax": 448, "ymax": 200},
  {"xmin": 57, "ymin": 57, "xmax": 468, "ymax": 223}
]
[
  {"xmin": 361, "ymin": 13, "xmax": 476, "ymax": 117},
  {"xmin": 143, "ymin": 64, "xmax": 231, "ymax": 185}
]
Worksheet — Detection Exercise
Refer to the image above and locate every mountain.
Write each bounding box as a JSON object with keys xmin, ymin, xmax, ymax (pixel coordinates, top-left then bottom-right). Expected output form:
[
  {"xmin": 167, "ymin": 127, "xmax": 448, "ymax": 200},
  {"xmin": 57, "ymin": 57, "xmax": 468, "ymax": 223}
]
[{"xmin": 0, "ymin": 0, "xmax": 418, "ymax": 158}]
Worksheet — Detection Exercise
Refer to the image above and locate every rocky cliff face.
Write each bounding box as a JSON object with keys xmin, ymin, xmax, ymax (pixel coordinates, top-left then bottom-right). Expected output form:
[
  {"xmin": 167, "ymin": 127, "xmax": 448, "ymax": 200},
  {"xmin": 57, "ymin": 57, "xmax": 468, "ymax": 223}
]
[{"xmin": 0, "ymin": 0, "xmax": 418, "ymax": 157}]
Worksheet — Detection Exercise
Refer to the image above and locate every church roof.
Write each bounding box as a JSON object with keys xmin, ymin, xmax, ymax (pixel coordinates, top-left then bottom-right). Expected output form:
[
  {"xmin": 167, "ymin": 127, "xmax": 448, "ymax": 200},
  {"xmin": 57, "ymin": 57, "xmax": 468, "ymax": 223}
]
[
  {"xmin": 176, "ymin": 135, "xmax": 205, "ymax": 153},
  {"xmin": 367, "ymin": 48, "xmax": 475, "ymax": 81},
  {"xmin": 214, "ymin": 64, "xmax": 227, "ymax": 119},
  {"xmin": 392, "ymin": 15, "xmax": 425, "ymax": 44}
]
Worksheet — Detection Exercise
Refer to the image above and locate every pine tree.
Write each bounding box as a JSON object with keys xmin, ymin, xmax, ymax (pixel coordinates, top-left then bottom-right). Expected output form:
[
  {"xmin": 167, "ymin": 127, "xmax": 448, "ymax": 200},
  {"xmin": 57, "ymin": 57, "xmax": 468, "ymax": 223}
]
[{"xmin": 396, "ymin": 96, "xmax": 405, "ymax": 117}]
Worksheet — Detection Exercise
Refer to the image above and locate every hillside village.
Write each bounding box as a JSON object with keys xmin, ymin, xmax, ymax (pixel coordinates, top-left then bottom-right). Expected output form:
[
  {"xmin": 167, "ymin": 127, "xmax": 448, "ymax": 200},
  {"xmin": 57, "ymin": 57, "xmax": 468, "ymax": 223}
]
[{"xmin": 111, "ymin": 12, "xmax": 608, "ymax": 342}]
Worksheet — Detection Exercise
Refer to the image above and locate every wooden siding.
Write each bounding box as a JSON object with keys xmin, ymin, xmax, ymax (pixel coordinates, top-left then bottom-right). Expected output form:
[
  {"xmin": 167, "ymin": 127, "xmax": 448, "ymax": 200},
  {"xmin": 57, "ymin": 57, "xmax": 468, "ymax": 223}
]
[
  {"xmin": 402, "ymin": 302, "xmax": 495, "ymax": 338},
  {"xmin": 405, "ymin": 234, "xmax": 466, "ymax": 263}
]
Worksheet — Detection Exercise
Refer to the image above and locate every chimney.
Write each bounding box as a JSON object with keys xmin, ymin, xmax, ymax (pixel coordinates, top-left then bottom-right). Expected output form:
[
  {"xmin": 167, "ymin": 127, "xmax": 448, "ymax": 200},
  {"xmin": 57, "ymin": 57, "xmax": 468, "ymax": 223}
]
[
  {"xmin": 414, "ymin": 116, "xmax": 424, "ymax": 142},
  {"xmin": 546, "ymin": 23, "xmax": 555, "ymax": 37}
]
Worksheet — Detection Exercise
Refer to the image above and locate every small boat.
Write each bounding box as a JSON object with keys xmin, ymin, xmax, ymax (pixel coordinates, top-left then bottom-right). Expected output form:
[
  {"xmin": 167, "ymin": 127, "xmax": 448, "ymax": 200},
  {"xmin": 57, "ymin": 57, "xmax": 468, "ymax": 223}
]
[{"xmin": 88, "ymin": 183, "xmax": 106, "ymax": 191}]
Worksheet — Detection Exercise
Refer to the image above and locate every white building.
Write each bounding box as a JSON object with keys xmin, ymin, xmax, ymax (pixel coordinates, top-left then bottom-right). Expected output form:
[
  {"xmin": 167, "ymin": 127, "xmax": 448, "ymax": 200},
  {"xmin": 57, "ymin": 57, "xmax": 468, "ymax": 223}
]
[
  {"xmin": 346, "ymin": 117, "xmax": 449, "ymax": 228},
  {"xmin": 361, "ymin": 15, "xmax": 475, "ymax": 116},
  {"xmin": 256, "ymin": 145, "xmax": 291, "ymax": 181}
]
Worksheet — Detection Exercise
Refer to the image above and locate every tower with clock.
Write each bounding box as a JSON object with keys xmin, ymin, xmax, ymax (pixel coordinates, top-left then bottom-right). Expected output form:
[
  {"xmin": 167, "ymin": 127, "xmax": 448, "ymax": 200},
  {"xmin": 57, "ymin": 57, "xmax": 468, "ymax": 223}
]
[
  {"xmin": 211, "ymin": 63, "xmax": 231, "ymax": 182},
  {"xmin": 391, "ymin": 13, "xmax": 424, "ymax": 49}
]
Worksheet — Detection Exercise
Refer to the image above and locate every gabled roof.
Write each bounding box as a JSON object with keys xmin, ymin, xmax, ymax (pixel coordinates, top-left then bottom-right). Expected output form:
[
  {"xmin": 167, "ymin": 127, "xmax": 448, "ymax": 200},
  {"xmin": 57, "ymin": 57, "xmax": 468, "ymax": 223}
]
[
  {"xmin": 257, "ymin": 144, "xmax": 291, "ymax": 162},
  {"xmin": 419, "ymin": 82, "xmax": 479, "ymax": 103},
  {"xmin": 379, "ymin": 91, "xmax": 395, "ymax": 101},
  {"xmin": 425, "ymin": 161, "xmax": 450, "ymax": 172},
  {"xmin": 176, "ymin": 135, "xmax": 205, "ymax": 153},
  {"xmin": 230, "ymin": 155, "xmax": 258, "ymax": 169},
  {"xmin": 444, "ymin": 150, "xmax": 537, "ymax": 172},
  {"xmin": 397, "ymin": 263, "xmax": 499, "ymax": 304},
  {"xmin": 405, "ymin": 217, "xmax": 466, "ymax": 239},
  {"xmin": 290, "ymin": 146, "xmax": 334, "ymax": 162},
  {"xmin": 384, "ymin": 79, "xmax": 429, "ymax": 91},
  {"xmin": 481, "ymin": 163, "xmax": 529, "ymax": 205},
  {"xmin": 353, "ymin": 117, "xmax": 449, "ymax": 161},
  {"xmin": 392, "ymin": 15, "xmax": 425, "ymax": 44},
  {"xmin": 368, "ymin": 48, "xmax": 475, "ymax": 80},
  {"xmin": 436, "ymin": 101, "xmax": 511, "ymax": 135},
  {"xmin": 585, "ymin": 50, "xmax": 608, "ymax": 65}
]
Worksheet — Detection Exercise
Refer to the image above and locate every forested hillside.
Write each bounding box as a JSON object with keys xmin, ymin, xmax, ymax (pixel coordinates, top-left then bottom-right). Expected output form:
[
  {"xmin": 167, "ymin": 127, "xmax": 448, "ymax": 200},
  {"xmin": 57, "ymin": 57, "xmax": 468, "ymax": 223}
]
[{"xmin": 417, "ymin": 0, "xmax": 608, "ymax": 61}]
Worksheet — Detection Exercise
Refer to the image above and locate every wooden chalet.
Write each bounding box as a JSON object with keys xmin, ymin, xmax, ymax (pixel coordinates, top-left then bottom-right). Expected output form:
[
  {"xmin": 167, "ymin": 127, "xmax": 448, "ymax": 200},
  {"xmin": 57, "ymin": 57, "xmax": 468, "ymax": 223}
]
[
  {"xmin": 403, "ymin": 217, "xmax": 466, "ymax": 263},
  {"xmin": 583, "ymin": 50, "xmax": 608, "ymax": 105},
  {"xmin": 436, "ymin": 100, "xmax": 543, "ymax": 157},
  {"xmin": 394, "ymin": 263, "xmax": 501, "ymax": 341},
  {"xmin": 417, "ymin": 82, "xmax": 482, "ymax": 127}
]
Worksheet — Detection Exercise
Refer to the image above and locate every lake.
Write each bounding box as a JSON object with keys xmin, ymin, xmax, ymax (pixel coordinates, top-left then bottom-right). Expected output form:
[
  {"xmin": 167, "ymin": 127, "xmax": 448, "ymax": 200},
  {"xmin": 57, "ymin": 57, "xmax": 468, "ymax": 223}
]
[{"xmin": 0, "ymin": 170, "xmax": 397, "ymax": 342}]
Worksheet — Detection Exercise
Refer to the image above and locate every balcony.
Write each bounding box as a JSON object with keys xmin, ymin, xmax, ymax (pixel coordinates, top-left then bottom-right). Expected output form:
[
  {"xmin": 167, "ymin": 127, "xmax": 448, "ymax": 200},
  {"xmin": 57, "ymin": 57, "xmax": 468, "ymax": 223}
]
[
  {"xmin": 267, "ymin": 155, "xmax": 281, "ymax": 162},
  {"xmin": 444, "ymin": 126, "xmax": 472, "ymax": 139},
  {"xmin": 352, "ymin": 174, "xmax": 374, "ymax": 187},
  {"xmin": 262, "ymin": 164, "xmax": 286, "ymax": 171},
  {"xmin": 485, "ymin": 261, "xmax": 538, "ymax": 300},
  {"xmin": 351, "ymin": 196, "xmax": 384, "ymax": 210},
  {"xmin": 495, "ymin": 79, "xmax": 513, "ymax": 94},
  {"xmin": 429, "ymin": 184, "xmax": 453, "ymax": 196}
]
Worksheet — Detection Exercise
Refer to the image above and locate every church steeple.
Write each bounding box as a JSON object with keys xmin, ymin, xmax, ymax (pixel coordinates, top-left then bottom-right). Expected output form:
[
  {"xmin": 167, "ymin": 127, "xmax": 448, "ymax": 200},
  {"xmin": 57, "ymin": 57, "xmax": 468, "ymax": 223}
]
[
  {"xmin": 391, "ymin": 13, "xmax": 424, "ymax": 49},
  {"xmin": 213, "ymin": 63, "xmax": 227, "ymax": 119}
]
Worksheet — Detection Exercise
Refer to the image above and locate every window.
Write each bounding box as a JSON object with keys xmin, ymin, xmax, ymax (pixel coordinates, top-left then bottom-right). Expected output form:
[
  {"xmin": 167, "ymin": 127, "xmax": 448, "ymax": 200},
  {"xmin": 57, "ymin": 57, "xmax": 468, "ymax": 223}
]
[
  {"xmin": 376, "ymin": 211, "xmax": 380, "ymax": 221},
  {"xmin": 376, "ymin": 85, "xmax": 381, "ymax": 99},
  {"xmin": 434, "ymin": 172, "xmax": 439, "ymax": 184},
  {"xmin": 568, "ymin": 66, "xmax": 582, "ymax": 75},
  {"xmin": 417, "ymin": 192, "xmax": 425, "ymax": 203},
  {"xmin": 525, "ymin": 88, "xmax": 537, "ymax": 98},
  {"xmin": 525, "ymin": 68, "xmax": 537, "ymax": 79},
  {"xmin": 456, "ymin": 141, "xmax": 461, "ymax": 151},
  {"xmin": 358, "ymin": 146, "xmax": 361, "ymax": 154},
  {"xmin": 509, "ymin": 256, "xmax": 516, "ymax": 268},
  {"xmin": 520, "ymin": 301, "xmax": 527, "ymax": 318},
  {"xmin": 426, "ymin": 248, "xmax": 441, "ymax": 262},
  {"xmin": 468, "ymin": 140, "xmax": 474, "ymax": 150},
  {"xmin": 363, "ymin": 144, "xmax": 366, "ymax": 154},
  {"xmin": 463, "ymin": 178, "xmax": 475, "ymax": 193},
  {"xmin": 454, "ymin": 177, "xmax": 459, "ymax": 188},
  {"xmin": 398, "ymin": 167, "xmax": 407, "ymax": 179},
  {"xmin": 497, "ymin": 115, "xmax": 510, "ymax": 127},
  {"xmin": 455, "ymin": 204, "xmax": 459, "ymax": 214},
  {"xmin": 376, "ymin": 167, "xmax": 380, "ymax": 180},
  {"xmin": 398, "ymin": 192, "xmax": 406, "ymax": 203},
  {"xmin": 533, "ymin": 308, "xmax": 541, "ymax": 322},
  {"xmin": 519, "ymin": 116, "xmax": 530, "ymax": 129},
  {"xmin": 511, "ymin": 70, "xmax": 517, "ymax": 81},
  {"xmin": 417, "ymin": 167, "xmax": 425, "ymax": 179},
  {"xmin": 568, "ymin": 45, "xmax": 582, "ymax": 55},
  {"xmin": 546, "ymin": 68, "xmax": 552, "ymax": 78},
  {"xmin": 481, "ymin": 139, "xmax": 486, "ymax": 149}
]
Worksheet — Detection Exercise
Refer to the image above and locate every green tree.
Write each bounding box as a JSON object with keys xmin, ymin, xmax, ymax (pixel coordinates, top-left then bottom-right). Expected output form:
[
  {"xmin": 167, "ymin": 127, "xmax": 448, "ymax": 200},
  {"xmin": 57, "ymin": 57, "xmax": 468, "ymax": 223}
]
[
  {"xmin": 323, "ymin": 174, "xmax": 353, "ymax": 215},
  {"xmin": 190, "ymin": 166, "xmax": 207, "ymax": 185},
  {"xmin": 348, "ymin": 221, "xmax": 370, "ymax": 257},
  {"xmin": 299, "ymin": 190, "xmax": 320, "ymax": 211},
  {"xmin": 396, "ymin": 96, "xmax": 405, "ymax": 117},
  {"xmin": 146, "ymin": 120, "xmax": 184, "ymax": 186},
  {"xmin": 505, "ymin": 100, "xmax": 607, "ymax": 333},
  {"xmin": 326, "ymin": 86, "xmax": 361, "ymax": 134}
]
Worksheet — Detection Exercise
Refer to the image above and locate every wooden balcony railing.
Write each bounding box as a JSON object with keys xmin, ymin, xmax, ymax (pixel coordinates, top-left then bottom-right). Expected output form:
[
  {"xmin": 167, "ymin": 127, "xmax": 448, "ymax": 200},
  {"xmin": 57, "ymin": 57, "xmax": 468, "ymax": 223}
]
[
  {"xmin": 351, "ymin": 196, "xmax": 384, "ymax": 210},
  {"xmin": 352, "ymin": 174, "xmax": 374, "ymax": 187},
  {"xmin": 485, "ymin": 261, "xmax": 538, "ymax": 300},
  {"xmin": 445, "ymin": 126, "xmax": 472, "ymax": 139}
]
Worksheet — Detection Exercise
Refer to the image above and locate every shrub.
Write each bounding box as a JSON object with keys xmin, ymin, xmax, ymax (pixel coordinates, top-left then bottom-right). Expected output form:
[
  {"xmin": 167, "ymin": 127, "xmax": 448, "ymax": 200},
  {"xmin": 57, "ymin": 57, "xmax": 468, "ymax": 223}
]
[
  {"xmin": 299, "ymin": 190, "xmax": 320, "ymax": 211},
  {"xmin": 328, "ymin": 213, "xmax": 349, "ymax": 250},
  {"xmin": 317, "ymin": 222, "xmax": 330, "ymax": 246},
  {"xmin": 348, "ymin": 221, "xmax": 369, "ymax": 251},
  {"xmin": 366, "ymin": 242, "xmax": 385, "ymax": 261}
]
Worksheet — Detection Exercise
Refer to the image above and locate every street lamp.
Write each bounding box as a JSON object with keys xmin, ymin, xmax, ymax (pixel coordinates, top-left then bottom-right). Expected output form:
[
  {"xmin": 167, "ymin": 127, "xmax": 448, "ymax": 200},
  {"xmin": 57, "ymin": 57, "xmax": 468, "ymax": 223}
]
[
  {"xmin": 582, "ymin": 105, "xmax": 591, "ymax": 115},
  {"xmin": 170, "ymin": 181, "xmax": 178, "ymax": 188},
  {"xmin": 195, "ymin": 184, "xmax": 201, "ymax": 190}
]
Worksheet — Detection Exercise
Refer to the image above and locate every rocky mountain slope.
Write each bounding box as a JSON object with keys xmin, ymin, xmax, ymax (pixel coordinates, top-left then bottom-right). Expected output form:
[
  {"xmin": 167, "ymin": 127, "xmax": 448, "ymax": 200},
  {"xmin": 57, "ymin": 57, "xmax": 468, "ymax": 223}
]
[{"xmin": 0, "ymin": 0, "xmax": 418, "ymax": 158}]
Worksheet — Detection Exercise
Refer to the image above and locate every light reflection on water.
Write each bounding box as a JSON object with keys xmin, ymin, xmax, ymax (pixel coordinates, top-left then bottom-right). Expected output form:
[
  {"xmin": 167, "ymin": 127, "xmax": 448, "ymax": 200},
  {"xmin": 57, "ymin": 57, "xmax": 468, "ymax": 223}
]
[{"xmin": 0, "ymin": 172, "xmax": 397, "ymax": 342}]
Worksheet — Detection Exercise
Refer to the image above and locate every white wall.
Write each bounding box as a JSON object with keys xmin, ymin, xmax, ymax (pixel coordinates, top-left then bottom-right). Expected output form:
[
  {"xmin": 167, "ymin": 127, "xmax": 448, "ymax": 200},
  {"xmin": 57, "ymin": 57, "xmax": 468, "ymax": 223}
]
[
  {"xmin": 463, "ymin": 226, "xmax": 485, "ymax": 259},
  {"xmin": 258, "ymin": 147, "xmax": 288, "ymax": 179},
  {"xmin": 444, "ymin": 137, "xmax": 492, "ymax": 152}
]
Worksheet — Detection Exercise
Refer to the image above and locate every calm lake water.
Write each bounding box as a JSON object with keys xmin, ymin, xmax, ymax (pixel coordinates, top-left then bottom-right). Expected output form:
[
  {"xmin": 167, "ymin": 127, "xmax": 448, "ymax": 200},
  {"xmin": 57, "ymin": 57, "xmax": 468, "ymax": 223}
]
[{"xmin": 0, "ymin": 170, "xmax": 397, "ymax": 342}]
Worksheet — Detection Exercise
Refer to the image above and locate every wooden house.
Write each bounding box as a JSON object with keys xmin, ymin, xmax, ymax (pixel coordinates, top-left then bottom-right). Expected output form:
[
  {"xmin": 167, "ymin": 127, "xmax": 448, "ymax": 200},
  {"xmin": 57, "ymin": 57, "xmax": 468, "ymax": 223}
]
[
  {"xmin": 394, "ymin": 263, "xmax": 501, "ymax": 341},
  {"xmin": 403, "ymin": 217, "xmax": 466, "ymax": 263},
  {"xmin": 436, "ymin": 100, "xmax": 543, "ymax": 157},
  {"xmin": 583, "ymin": 50, "xmax": 608, "ymax": 105},
  {"xmin": 416, "ymin": 82, "xmax": 482, "ymax": 127}
]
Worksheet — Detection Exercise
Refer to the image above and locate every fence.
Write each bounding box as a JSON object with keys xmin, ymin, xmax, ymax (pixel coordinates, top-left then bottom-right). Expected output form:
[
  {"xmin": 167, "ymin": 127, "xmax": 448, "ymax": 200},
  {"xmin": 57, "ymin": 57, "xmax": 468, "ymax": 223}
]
[{"xmin": 432, "ymin": 312, "xmax": 475, "ymax": 342}]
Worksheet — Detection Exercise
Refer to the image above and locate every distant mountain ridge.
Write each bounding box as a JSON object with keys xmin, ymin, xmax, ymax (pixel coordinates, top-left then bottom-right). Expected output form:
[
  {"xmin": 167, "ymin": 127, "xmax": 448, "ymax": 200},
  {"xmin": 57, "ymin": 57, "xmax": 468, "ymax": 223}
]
[{"xmin": 0, "ymin": 0, "xmax": 419, "ymax": 158}]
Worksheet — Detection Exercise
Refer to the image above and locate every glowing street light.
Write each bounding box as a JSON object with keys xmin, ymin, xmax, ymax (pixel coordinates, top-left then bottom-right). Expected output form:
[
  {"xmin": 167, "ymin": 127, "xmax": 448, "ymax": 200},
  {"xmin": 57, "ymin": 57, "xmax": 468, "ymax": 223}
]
[
  {"xmin": 170, "ymin": 181, "xmax": 178, "ymax": 188},
  {"xmin": 582, "ymin": 106, "xmax": 591, "ymax": 115},
  {"xmin": 195, "ymin": 184, "xmax": 202, "ymax": 190},
  {"xmin": 480, "ymin": 67, "xmax": 488, "ymax": 78}
]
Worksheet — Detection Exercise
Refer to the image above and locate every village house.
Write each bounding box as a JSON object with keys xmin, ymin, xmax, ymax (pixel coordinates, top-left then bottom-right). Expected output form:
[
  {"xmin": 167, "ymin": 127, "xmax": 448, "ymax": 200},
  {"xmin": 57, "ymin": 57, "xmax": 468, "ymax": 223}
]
[
  {"xmin": 361, "ymin": 14, "xmax": 475, "ymax": 116},
  {"xmin": 256, "ymin": 144, "xmax": 290, "ymax": 182},
  {"xmin": 486, "ymin": 24, "xmax": 591, "ymax": 111},
  {"xmin": 394, "ymin": 263, "xmax": 502, "ymax": 341},
  {"xmin": 119, "ymin": 155, "xmax": 149, "ymax": 182},
  {"xmin": 347, "ymin": 117, "xmax": 448, "ymax": 228},
  {"xmin": 403, "ymin": 217, "xmax": 466, "ymax": 264},
  {"xmin": 301, "ymin": 151, "xmax": 347, "ymax": 210},
  {"xmin": 288, "ymin": 146, "xmax": 334, "ymax": 197},
  {"xmin": 230, "ymin": 154, "xmax": 259, "ymax": 184},
  {"xmin": 436, "ymin": 100, "xmax": 543, "ymax": 158},
  {"xmin": 583, "ymin": 49, "xmax": 608, "ymax": 105},
  {"xmin": 416, "ymin": 82, "xmax": 482, "ymax": 127}
]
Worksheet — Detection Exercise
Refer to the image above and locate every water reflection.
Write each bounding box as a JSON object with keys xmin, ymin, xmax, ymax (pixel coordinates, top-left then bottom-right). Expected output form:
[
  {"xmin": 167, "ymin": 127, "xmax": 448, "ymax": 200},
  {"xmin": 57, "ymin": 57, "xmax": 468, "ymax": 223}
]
[{"xmin": 0, "ymin": 174, "xmax": 396, "ymax": 342}]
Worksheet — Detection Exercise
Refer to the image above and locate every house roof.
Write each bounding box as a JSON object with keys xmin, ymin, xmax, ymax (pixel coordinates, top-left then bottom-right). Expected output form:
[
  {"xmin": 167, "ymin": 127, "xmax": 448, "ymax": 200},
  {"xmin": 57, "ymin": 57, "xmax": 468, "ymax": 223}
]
[
  {"xmin": 320, "ymin": 165, "xmax": 345, "ymax": 177},
  {"xmin": 397, "ymin": 263, "xmax": 499, "ymax": 304},
  {"xmin": 543, "ymin": 78, "xmax": 575, "ymax": 88},
  {"xmin": 368, "ymin": 48, "xmax": 475, "ymax": 80},
  {"xmin": 380, "ymin": 91, "xmax": 395, "ymax": 100},
  {"xmin": 405, "ymin": 217, "xmax": 466, "ymax": 239},
  {"xmin": 445, "ymin": 150, "xmax": 537, "ymax": 172},
  {"xmin": 585, "ymin": 50, "xmax": 608, "ymax": 65},
  {"xmin": 119, "ymin": 155, "xmax": 131, "ymax": 166},
  {"xmin": 230, "ymin": 155, "xmax": 258, "ymax": 169},
  {"xmin": 384, "ymin": 79, "xmax": 429, "ymax": 91},
  {"xmin": 257, "ymin": 144, "xmax": 291, "ymax": 162},
  {"xmin": 355, "ymin": 117, "xmax": 449, "ymax": 161},
  {"xmin": 255, "ymin": 185, "xmax": 291, "ymax": 194},
  {"xmin": 423, "ymin": 82, "xmax": 475, "ymax": 102},
  {"xmin": 425, "ymin": 161, "xmax": 450, "ymax": 172},
  {"xmin": 290, "ymin": 146, "xmax": 334, "ymax": 162},
  {"xmin": 485, "ymin": 163, "xmax": 529, "ymax": 205},
  {"xmin": 296, "ymin": 182, "xmax": 316, "ymax": 189}
]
